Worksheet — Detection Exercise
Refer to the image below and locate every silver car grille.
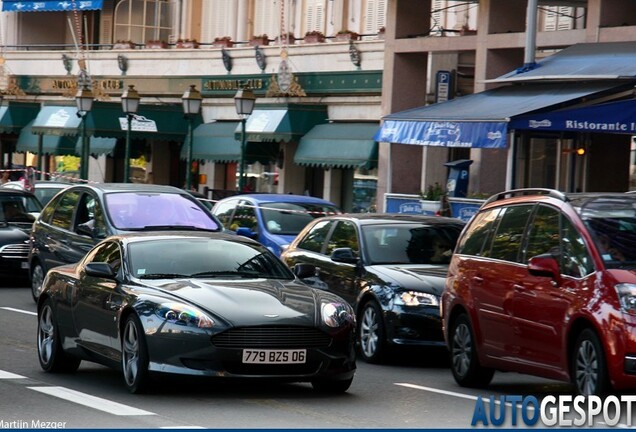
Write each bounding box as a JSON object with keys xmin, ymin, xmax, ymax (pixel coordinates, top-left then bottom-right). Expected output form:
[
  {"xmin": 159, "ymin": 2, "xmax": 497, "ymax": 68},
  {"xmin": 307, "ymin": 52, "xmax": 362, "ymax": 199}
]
[{"xmin": 0, "ymin": 243, "xmax": 30, "ymax": 259}]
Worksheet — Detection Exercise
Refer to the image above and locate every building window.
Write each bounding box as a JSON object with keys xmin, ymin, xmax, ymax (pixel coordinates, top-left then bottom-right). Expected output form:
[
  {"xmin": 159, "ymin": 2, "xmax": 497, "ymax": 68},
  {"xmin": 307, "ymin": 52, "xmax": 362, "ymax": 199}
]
[
  {"xmin": 253, "ymin": 0, "xmax": 278, "ymax": 39},
  {"xmin": 363, "ymin": 0, "xmax": 387, "ymax": 34},
  {"xmin": 304, "ymin": 0, "xmax": 327, "ymax": 34},
  {"xmin": 114, "ymin": 0, "xmax": 175, "ymax": 44}
]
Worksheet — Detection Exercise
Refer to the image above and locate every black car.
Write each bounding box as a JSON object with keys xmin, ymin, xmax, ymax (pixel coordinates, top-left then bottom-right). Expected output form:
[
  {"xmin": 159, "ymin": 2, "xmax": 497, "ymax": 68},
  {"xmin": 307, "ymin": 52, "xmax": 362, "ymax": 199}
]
[
  {"xmin": 37, "ymin": 232, "xmax": 356, "ymax": 393},
  {"xmin": 0, "ymin": 189, "xmax": 42, "ymax": 279},
  {"xmin": 29, "ymin": 183, "xmax": 222, "ymax": 301},
  {"xmin": 281, "ymin": 213, "xmax": 464, "ymax": 363}
]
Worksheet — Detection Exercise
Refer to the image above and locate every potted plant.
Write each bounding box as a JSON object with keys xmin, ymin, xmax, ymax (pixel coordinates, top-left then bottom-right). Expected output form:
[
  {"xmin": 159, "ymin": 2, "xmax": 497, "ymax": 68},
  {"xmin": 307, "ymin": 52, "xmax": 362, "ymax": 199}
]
[
  {"xmin": 335, "ymin": 29, "xmax": 360, "ymax": 42},
  {"xmin": 113, "ymin": 40, "xmax": 135, "ymax": 49},
  {"xmin": 275, "ymin": 32, "xmax": 295, "ymax": 45},
  {"xmin": 146, "ymin": 40, "xmax": 168, "ymax": 49},
  {"xmin": 213, "ymin": 36, "xmax": 234, "ymax": 48},
  {"xmin": 303, "ymin": 30, "xmax": 326, "ymax": 44},
  {"xmin": 249, "ymin": 34, "xmax": 269, "ymax": 47},
  {"xmin": 176, "ymin": 38, "xmax": 199, "ymax": 49}
]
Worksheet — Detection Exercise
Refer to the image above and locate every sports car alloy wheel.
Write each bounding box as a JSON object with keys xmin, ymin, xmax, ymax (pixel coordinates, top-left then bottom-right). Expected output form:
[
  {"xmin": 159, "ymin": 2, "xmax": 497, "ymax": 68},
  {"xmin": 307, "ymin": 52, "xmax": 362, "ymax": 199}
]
[
  {"xmin": 122, "ymin": 315, "xmax": 150, "ymax": 393},
  {"xmin": 37, "ymin": 299, "xmax": 81, "ymax": 373},
  {"xmin": 31, "ymin": 263, "xmax": 45, "ymax": 302},
  {"xmin": 357, "ymin": 301, "xmax": 386, "ymax": 363},
  {"xmin": 573, "ymin": 329, "xmax": 610, "ymax": 395},
  {"xmin": 449, "ymin": 314, "xmax": 493, "ymax": 388}
]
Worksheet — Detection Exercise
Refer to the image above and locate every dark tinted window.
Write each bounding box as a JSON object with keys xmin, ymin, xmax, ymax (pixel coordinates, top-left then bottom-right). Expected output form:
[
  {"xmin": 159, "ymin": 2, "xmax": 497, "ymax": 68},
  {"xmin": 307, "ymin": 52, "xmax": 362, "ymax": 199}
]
[
  {"xmin": 524, "ymin": 204, "xmax": 560, "ymax": 261},
  {"xmin": 326, "ymin": 220, "xmax": 359, "ymax": 256},
  {"xmin": 88, "ymin": 241, "xmax": 122, "ymax": 274},
  {"xmin": 488, "ymin": 205, "xmax": 534, "ymax": 263},
  {"xmin": 296, "ymin": 219, "xmax": 334, "ymax": 253},
  {"xmin": 457, "ymin": 208, "xmax": 500, "ymax": 256},
  {"xmin": 51, "ymin": 191, "xmax": 80, "ymax": 230},
  {"xmin": 212, "ymin": 199, "xmax": 238, "ymax": 228},
  {"xmin": 39, "ymin": 194, "xmax": 59, "ymax": 224},
  {"xmin": 230, "ymin": 201, "xmax": 258, "ymax": 231},
  {"xmin": 561, "ymin": 217, "xmax": 594, "ymax": 277},
  {"xmin": 261, "ymin": 202, "xmax": 340, "ymax": 236}
]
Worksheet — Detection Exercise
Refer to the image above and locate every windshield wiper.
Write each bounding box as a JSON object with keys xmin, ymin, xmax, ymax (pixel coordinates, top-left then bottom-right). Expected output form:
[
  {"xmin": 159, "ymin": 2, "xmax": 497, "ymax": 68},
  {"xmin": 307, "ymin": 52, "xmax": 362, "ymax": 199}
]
[
  {"xmin": 190, "ymin": 270, "xmax": 261, "ymax": 278},
  {"xmin": 138, "ymin": 273, "xmax": 190, "ymax": 279},
  {"xmin": 128, "ymin": 225, "xmax": 219, "ymax": 232}
]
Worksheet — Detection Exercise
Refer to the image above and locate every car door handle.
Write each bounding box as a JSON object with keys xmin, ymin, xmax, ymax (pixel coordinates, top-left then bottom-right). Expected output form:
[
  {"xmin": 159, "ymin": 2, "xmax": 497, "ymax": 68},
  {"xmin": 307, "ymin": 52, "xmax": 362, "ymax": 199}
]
[{"xmin": 472, "ymin": 276, "xmax": 483, "ymax": 284}]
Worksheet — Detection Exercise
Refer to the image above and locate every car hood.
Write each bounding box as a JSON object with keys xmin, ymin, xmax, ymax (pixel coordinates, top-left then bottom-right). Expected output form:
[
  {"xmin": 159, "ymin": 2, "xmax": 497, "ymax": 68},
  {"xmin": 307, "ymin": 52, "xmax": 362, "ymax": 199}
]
[
  {"xmin": 367, "ymin": 264, "xmax": 449, "ymax": 296},
  {"xmin": 142, "ymin": 278, "xmax": 320, "ymax": 326},
  {"xmin": 0, "ymin": 223, "xmax": 32, "ymax": 239}
]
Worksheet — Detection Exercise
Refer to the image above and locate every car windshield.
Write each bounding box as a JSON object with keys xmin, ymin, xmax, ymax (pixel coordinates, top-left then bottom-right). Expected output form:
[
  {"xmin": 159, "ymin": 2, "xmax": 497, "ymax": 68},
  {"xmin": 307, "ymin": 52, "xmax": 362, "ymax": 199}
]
[
  {"xmin": 34, "ymin": 186, "xmax": 67, "ymax": 207},
  {"xmin": 105, "ymin": 192, "xmax": 220, "ymax": 231},
  {"xmin": 128, "ymin": 237, "xmax": 294, "ymax": 280},
  {"xmin": 362, "ymin": 223, "xmax": 462, "ymax": 265},
  {"xmin": 0, "ymin": 195, "xmax": 39, "ymax": 223},
  {"xmin": 261, "ymin": 202, "xmax": 340, "ymax": 235}
]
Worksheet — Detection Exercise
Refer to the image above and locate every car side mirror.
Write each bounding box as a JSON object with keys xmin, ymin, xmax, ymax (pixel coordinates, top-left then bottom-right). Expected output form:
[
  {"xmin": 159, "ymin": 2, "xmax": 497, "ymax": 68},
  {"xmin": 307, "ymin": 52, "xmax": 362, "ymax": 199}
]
[
  {"xmin": 85, "ymin": 262, "xmax": 116, "ymax": 279},
  {"xmin": 528, "ymin": 254, "xmax": 560, "ymax": 281},
  {"xmin": 236, "ymin": 226, "xmax": 257, "ymax": 239},
  {"xmin": 293, "ymin": 263, "xmax": 316, "ymax": 279},
  {"xmin": 331, "ymin": 247, "xmax": 359, "ymax": 264}
]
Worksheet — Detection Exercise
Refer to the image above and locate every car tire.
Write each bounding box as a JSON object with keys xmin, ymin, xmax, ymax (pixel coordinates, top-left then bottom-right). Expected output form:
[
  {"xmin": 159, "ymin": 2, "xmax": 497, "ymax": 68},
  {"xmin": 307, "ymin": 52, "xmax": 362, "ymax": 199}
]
[
  {"xmin": 31, "ymin": 261, "xmax": 45, "ymax": 303},
  {"xmin": 449, "ymin": 313, "xmax": 494, "ymax": 388},
  {"xmin": 357, "ymin": 300, "xmax": 387, "ymax": 363},
  {"xmin": 311, "ymin": 377, "xmax": 353, "ymax": 394},
  {"xmin": 37, "ymin": 298, "xmax": 81, "ymax": 373},
  {"xmin": 572, "ymin": 328, "xmax": 611, "ymax": 395},
  {"xmin": 121, "ymin": 314, "xmax": 151, "ymax": 394}
]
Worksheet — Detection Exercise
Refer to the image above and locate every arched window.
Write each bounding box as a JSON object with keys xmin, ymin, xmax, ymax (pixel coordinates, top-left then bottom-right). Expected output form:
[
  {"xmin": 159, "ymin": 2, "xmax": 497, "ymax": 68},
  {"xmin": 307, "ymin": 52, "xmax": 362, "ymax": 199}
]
[{"xmin": 114, "ymin": 0, "xmax": 175, "ymax": 44}]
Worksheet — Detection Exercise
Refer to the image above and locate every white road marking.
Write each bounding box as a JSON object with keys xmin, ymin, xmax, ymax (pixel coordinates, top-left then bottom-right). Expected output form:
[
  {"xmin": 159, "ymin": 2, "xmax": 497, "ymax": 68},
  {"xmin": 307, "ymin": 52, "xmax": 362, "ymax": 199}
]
[
  {"xmin": 1, "ymin": 307, "xmax": 37, "ymax": 316},
  {"xmin": 0, "ymin": 369, "xmax": 26, "ymax": 379},
  {"xmin": 28, "ymin": 386, "xmax": 156, "ymax": 416}
]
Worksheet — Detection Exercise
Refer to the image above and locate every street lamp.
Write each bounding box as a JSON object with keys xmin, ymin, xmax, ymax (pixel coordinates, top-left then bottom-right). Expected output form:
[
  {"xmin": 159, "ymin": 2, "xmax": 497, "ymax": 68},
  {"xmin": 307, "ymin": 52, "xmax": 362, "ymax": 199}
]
[
  {"xmin": 121, "ymin": 84, "xmax": 140, "ymax": 183},
  {"xmin": 234, "ymin": 84, "xmax": 255, "ymax": 191},
  {"xmin": 75, "ymin": 84, "xmax": 94, "ymax": 181},
  {"xmin": 181, "ymin": 84, "xmax": 202, "ymax": 190}
]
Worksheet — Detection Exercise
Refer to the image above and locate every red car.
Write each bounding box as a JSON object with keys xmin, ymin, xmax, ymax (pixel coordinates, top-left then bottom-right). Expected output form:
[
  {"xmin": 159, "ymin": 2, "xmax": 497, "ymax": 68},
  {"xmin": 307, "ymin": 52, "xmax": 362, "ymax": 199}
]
[{"xmin": 442, "ymin": 189, "xmax": 636, "ymax": 395}]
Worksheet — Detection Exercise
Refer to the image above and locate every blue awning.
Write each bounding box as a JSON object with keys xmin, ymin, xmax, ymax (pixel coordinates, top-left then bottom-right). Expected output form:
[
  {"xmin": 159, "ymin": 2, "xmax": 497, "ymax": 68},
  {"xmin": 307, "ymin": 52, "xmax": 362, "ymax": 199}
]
[
  {"xmin": 375, "ymin": 81, "xmax": 629, "ymax": 148},
  {"xmin": 2, "ymin": 1, "xmax": 103, "ymax": 12},
  {"xmin": 509, "ymin": 99, "xmax": 636, "ymax": 134}
]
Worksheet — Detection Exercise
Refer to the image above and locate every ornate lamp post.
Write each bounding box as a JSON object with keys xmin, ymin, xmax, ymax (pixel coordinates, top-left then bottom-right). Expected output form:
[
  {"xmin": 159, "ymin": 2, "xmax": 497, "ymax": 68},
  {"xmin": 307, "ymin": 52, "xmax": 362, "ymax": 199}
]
[
  {"xmin": 181, "ymin": 85, "xmax": 202, "ymax": 190},
  {"xmin": 233, "ymin": 84, "xmax": 255, "ymax": 191},
  {"xmin": 75, "ymin": 84, "xmax": 94, "ymax": 181},
  {"xmin": 121, "ymin": 84, "xmax": 140, "ymax": 183}
]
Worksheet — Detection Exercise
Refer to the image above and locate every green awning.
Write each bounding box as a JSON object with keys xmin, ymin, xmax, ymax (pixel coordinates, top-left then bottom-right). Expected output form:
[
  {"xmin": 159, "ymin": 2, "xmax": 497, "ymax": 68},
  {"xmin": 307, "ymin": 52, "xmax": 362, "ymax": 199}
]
[
  {"xmin": 31, "ymin": 105, "xmax": 82, "ymax": 136},
  {"xmin": 295, "ymin": 123, "xmax": 379, "ymax": 169},
  {"xmin": 75, "ymin": 136, "xmax": 118, "ymax": 157},
  {"xmin": 240, "ymin": 104, "xmax": 327, "ymax": 142},
  {"xmin": 181, "ymin": 121, "xmax": 241, "ymax": 162},
  {"xmin": 16, "ymin": 120, "xmax": 77, "ymax": 155},
  {"xmin": 87, "ymin": 102, "xmax": 202, "ymax": 141},
  {"xmin": 0, "ymin": 102, "xmax": 40, "ymax": 134},
  {"xmin": 182, "ymin": 121, "xmax": 279, "ymax": 164}
]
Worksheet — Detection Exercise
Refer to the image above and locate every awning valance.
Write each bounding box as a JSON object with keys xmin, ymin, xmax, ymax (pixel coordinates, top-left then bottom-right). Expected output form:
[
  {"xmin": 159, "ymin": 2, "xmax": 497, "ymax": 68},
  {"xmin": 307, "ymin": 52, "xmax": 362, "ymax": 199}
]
[
  {"xmin": 295, "ymin": 123, "xmax": 379, "ymax": 169},
  {"xmin": 75, "ymin": 136, "xmax": 118, "ymax": 157},
  {"xmin": 0, "ymin": 102, "xmax": 40, "ymax": 134},
  {"xmin": 87, "ymin": 102, "xmax": 201, "ymax": 141},
  {"xmin": 375, "ymin": 82, "xmax": 630, "ymax": 148},
  {"xmin": 2, "ymin": 1, "xmax": 103, "ymax": 12},
  {"xmin": 17, "ymin": 120, "xmax": 77, "ymax": 155},
  {"xmin": 181, "ymin": 121, "xmax": 240, "ymax": 163},
  {"xmin": 509, "ymin": 98, "xmax": 636, "ymax": 134},
  {"xmin": 31, "ymin": 106, "xmax": 81, "ymax": 136},
  {"xmin": 240, "ymin": 105, "xmax": 327, "ymax": 142}
]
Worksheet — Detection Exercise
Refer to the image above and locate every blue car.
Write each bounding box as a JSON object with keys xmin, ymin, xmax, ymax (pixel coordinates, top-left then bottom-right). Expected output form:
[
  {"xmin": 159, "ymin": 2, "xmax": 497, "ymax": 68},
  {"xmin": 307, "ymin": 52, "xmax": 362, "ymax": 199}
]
[{"xmin": 211, "ymin": 194, "xmax": 341, "ymax": 256}]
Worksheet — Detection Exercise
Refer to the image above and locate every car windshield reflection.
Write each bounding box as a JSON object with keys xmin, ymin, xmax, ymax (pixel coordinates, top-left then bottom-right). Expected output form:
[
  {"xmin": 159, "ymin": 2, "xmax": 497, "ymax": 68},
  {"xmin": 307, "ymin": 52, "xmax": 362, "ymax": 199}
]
[
  {"xmin": 362, "ymin": 224, "xmax": 461, "ymax": 265},
  {"xmin": 128, "ymin": 238, "xmax": 294, "ymax": 280},
  {"xmin": 105, "ymin": 192, "xmax": 220, "ymax": 231},
  {"xmin": 261, "ymin": 202, "xmax": 340, "ymax": 235}
]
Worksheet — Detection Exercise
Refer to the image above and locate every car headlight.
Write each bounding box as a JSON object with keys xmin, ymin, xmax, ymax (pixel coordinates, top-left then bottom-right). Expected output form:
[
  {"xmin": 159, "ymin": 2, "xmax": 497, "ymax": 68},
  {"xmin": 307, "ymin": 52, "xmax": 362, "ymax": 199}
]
[
  {"xmin": 155, "ymin": 302, "xmax": 214, "ymax": 328},
  {"xmin": 396, "ymin": 291, "xmax": 439, "ymax": 307},
  {"xmin": 321, "ymin": 301, "xmax": 355, "ymax": 328},
  {"xmin": 615, "ymin": 284, "xmax": 636, "ymax": 315}
]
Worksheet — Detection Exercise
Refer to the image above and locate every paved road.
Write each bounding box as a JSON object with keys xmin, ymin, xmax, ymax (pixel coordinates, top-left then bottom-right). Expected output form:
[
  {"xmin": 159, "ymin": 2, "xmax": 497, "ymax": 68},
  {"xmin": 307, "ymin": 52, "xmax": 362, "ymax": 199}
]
[{"xmin": 0, "ymin": 285, "xmax": 624, "ymax": 429}]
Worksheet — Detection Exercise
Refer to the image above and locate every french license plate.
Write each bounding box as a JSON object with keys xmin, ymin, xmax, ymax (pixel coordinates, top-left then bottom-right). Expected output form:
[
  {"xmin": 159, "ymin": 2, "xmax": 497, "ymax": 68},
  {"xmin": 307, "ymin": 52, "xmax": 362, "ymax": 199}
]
[{"xmin": 242, "ymin": 349, "xmax": 306, "ymax": 364}]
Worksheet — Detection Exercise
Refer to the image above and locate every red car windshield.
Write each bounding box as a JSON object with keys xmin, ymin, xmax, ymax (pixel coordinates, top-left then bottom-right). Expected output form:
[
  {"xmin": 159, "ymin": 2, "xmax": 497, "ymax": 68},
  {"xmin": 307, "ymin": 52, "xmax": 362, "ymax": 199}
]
[{"xmin": 105, "ymin": 192, "xmax": 220, "ymax": 231}]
